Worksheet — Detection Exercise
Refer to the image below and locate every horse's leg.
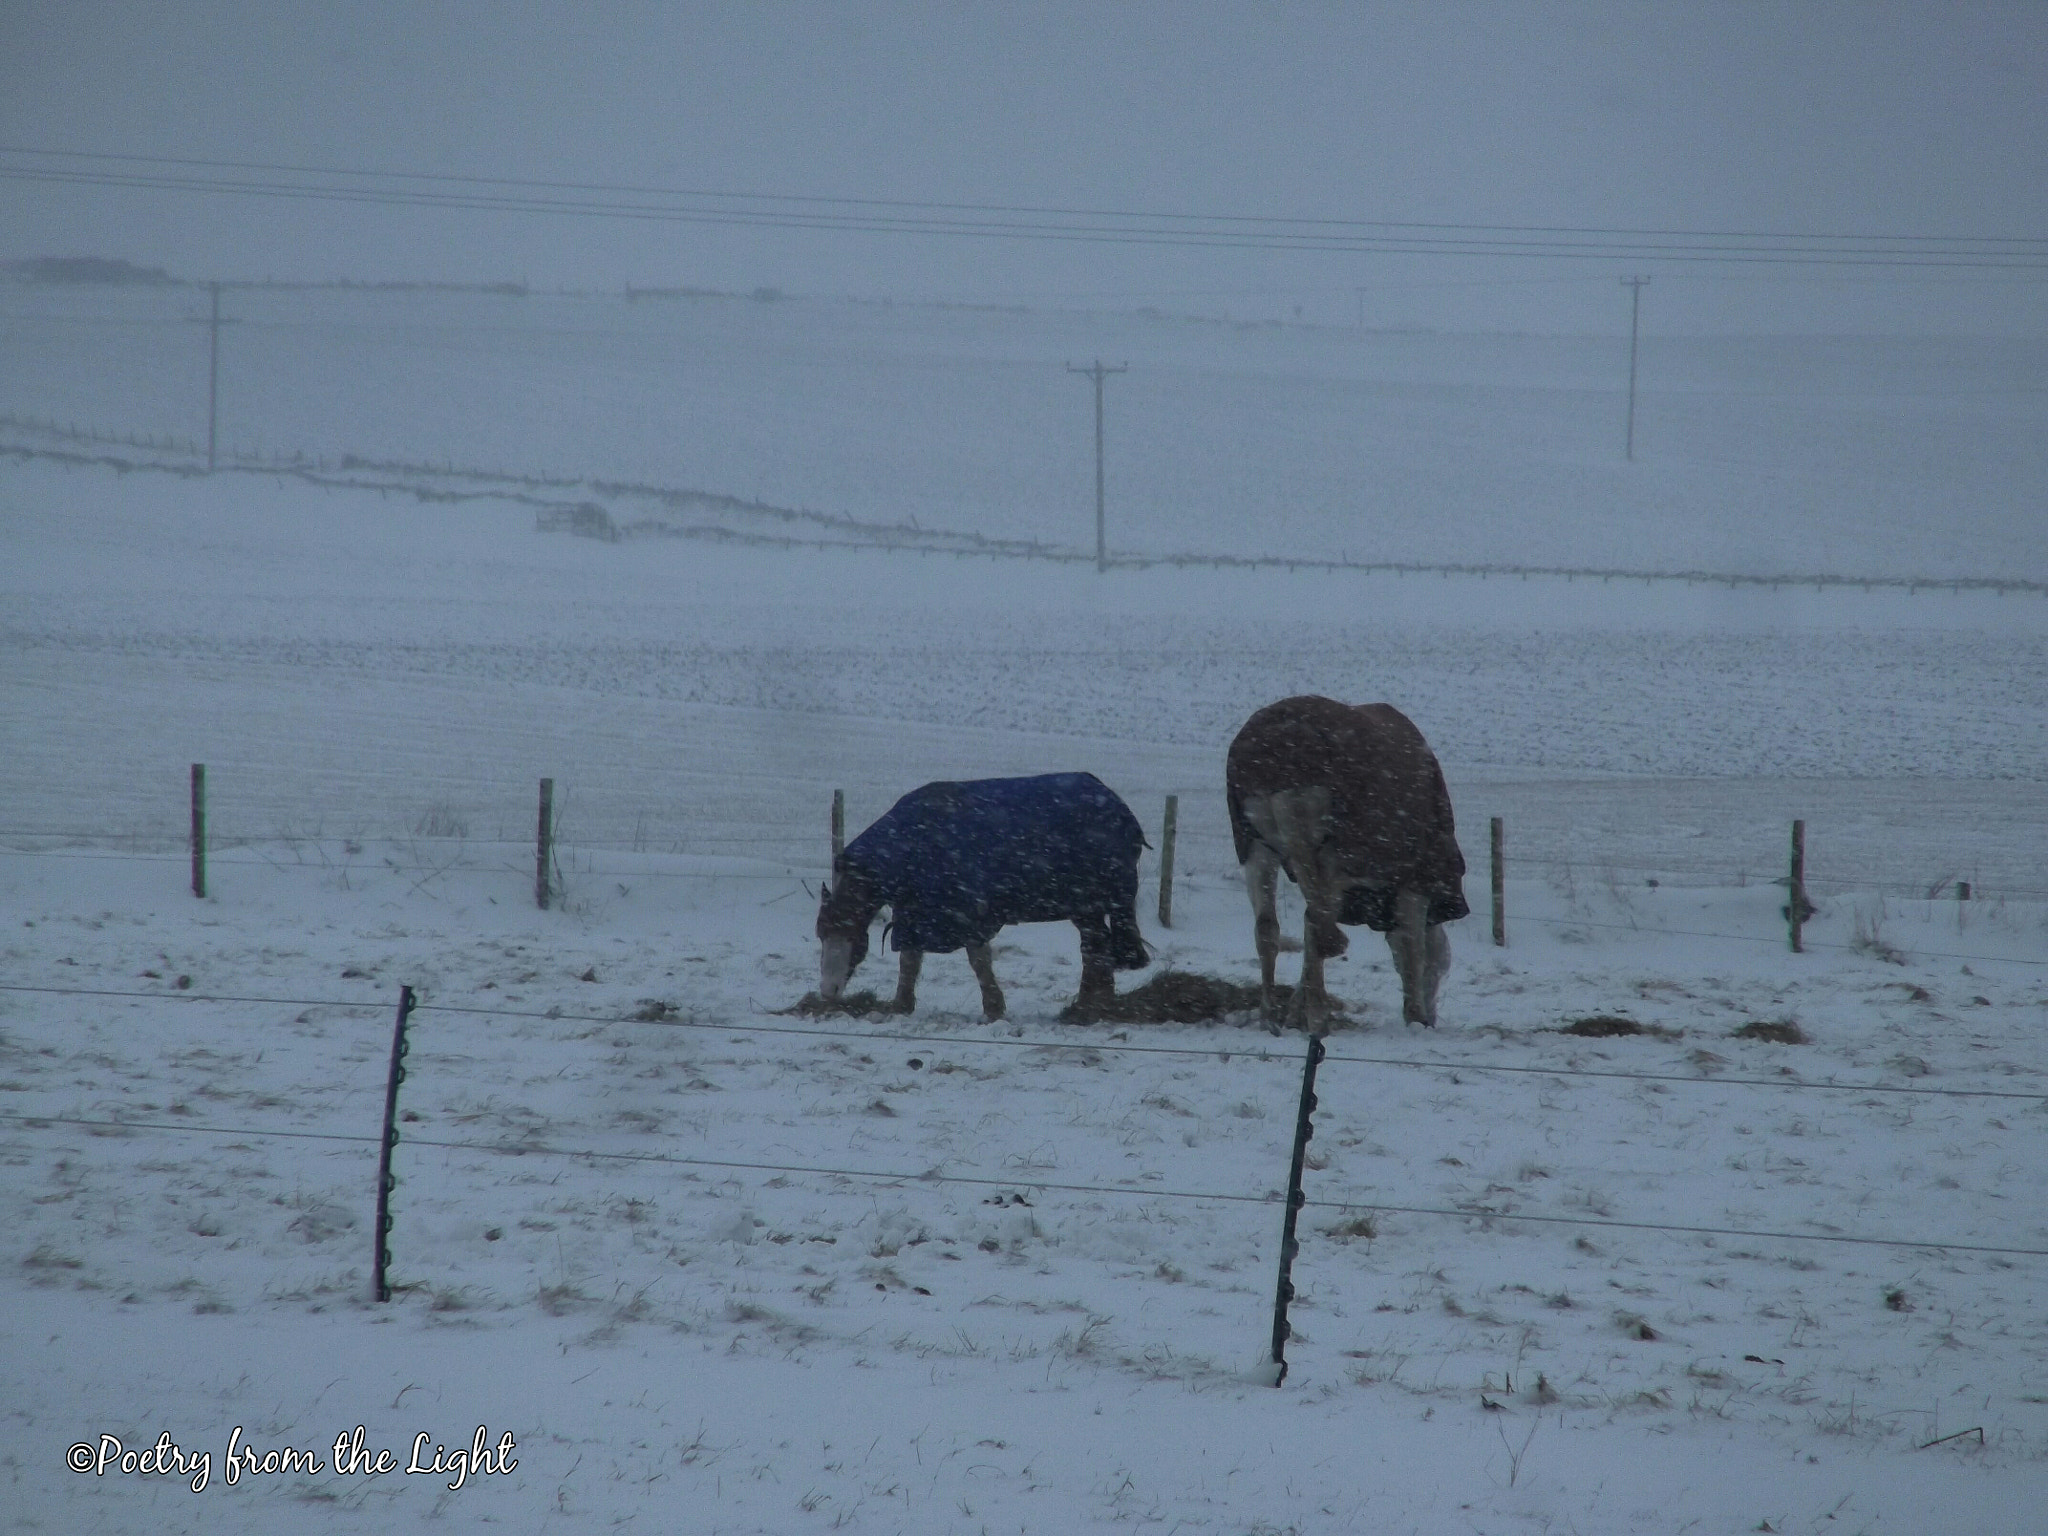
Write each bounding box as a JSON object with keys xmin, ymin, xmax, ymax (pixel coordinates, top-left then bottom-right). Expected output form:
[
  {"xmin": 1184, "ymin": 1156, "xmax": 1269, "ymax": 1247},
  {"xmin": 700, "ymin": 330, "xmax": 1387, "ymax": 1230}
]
[
  {"xmin": 1067, "ymin": 915, "xmax": 1114, "ymax": 1021},
  {"xmin": 1423, "ymin": 919, "xmax": 1450, "ymax": 1025},
  {"xmin": 966, "ymin": 942, "xmax": 1006, "ymax": 1022},
  {"xmin": 890, "ymin": 948, "xmax": 923, "ymax": 1014},
  {"xmin": 1292, "ymin": 902, "xmax": 1329, "ymax": 1029},
  {"xmin": 1384, "ymin": 889, "xmax": 1441, "ymax": 1026},
  {"xmin": 1242, "ymin": 842, "xmax": 1283, "ymax": 1025},
  {"xmin": 1271, "ymin": 790, "xmax": 1338, "ymax": 1030},
  {"xmin": 1106, "ymin": 899, "xmax": 1148, "ymax": 970}
]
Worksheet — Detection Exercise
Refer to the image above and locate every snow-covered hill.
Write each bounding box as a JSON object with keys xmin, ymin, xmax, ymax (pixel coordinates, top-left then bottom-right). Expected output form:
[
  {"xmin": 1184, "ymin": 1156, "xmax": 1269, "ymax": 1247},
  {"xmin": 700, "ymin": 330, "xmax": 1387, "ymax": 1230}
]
[{"xmin": 4, "ymin": 283, "xmax": 2044, "ymax": 580}]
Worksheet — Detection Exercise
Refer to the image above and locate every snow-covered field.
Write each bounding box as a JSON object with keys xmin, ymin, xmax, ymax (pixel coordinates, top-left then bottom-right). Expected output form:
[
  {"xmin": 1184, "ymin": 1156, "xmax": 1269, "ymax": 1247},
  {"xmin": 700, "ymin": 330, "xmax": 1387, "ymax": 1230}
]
[
  {"xmin": 6, "ymin": 829, "xmax": 2047, "ymax": 1534},
  {"xmin": 3, "ymin": 300, "xmax": 2047, "ymax": 1532},
  {"xmin": 4, "ymin": 283, "xmax": 2046, "ymax": 579}
]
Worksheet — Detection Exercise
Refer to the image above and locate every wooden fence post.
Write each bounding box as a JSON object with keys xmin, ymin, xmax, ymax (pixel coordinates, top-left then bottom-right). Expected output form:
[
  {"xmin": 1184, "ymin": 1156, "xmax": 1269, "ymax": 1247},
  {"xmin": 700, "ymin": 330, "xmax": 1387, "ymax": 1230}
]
[
  {"xmin": 189, "ymin": 763, "xmax": 207, "ymax": 898},
  {"xmin": 1490, "ymin": 815, "xmax": 1504, "ymax": 946},
  {"xmin": 1157, "ymin": 794, "xmax": 1179, "ymax": 928},
  {"xmin": 1787, "ymin": 819, "xmax": 1807, "ymax": 952},
  {"xmin": 535, "ymin": 778, "xmax": 554, "ymax": 910},
  {"xmin": 831, "ymin": 789, "xmax": 845, "ymax": 867}
]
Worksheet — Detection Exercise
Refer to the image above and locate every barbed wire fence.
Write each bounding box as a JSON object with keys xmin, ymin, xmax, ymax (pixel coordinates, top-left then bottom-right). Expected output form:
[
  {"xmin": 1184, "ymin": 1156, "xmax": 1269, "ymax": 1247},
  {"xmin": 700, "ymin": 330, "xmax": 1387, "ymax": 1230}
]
[
  {"xmin": 4, "ymin": 975, "xmax": 2045, "ymax": 1364},
  {"xmin": 4, "ymin": 750, "xmax": 2045, "ymax": 975},
  {"xmin": 7, "ymin": 978, "xmax": 2046, "ymax": 1245}
]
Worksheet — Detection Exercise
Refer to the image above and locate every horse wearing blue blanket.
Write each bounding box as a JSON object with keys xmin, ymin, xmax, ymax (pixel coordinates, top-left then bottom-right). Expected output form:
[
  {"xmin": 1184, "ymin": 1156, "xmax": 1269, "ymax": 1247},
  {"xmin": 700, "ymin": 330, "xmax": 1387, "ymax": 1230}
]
[{"xmin": 816, "ymin": 773, "xmax": 1151, "ymax": 1021}]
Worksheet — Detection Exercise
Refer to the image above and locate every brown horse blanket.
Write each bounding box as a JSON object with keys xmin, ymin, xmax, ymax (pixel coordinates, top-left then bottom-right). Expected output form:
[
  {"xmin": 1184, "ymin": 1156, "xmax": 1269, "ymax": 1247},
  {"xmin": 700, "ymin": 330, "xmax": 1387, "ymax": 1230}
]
[{"xmin": 1226, "ymin": 696, "xmax": 1469, "ymax": 930}]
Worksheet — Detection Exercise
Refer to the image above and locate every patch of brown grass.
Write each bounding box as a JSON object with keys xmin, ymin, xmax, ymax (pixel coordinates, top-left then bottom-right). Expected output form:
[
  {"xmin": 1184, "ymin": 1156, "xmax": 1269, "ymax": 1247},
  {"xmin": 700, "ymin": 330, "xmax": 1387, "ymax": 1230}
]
[
  {"xmin": 1562, "ymin": 1015, "xmax": 1645, "ymax": 1038},
  {"xmin": 1732, "ymin": 1020, "xmax": 1807, "ymax": 1045},
  {"xmin": 1076, "ymin": 970, "xmax": 1295, "ymax": 1025},
  {"xmin": 785, "ymin": 990, "xmax": 886, "ymax": 1017}
]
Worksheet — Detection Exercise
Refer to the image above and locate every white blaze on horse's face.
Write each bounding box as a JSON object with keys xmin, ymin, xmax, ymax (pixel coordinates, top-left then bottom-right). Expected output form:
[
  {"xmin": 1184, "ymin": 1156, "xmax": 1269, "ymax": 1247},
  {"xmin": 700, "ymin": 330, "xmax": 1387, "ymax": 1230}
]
[{"xmin": 819, "ymin": 935, "xmax": 854, "ymax": 1000}]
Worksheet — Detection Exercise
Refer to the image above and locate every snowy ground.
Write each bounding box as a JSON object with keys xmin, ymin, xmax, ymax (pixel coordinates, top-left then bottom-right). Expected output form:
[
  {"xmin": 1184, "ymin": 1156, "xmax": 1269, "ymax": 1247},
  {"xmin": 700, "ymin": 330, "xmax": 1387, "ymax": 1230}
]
[
  {"xmin": 4, "ymin": 381, "xmax": 2047, "ymax": 1530},
  {"xmin": 5, "ymin": 833, "xmax": 2047, "ymax": 1534},
  {"xmin": 4, "ymin": 284, "xmax": 2045, "ymax": 581}
]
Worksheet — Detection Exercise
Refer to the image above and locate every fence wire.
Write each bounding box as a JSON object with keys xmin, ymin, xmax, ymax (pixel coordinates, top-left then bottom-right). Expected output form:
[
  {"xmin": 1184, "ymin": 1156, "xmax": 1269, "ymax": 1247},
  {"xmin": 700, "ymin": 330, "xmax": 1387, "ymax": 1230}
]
[
  {"xmin": 3, "ymin": 1107, "xmax": 2042, "ymax": 1260},
  {"xmin": 7, "ymin": 979, "xmax": 2043, "ymax": 1102}
]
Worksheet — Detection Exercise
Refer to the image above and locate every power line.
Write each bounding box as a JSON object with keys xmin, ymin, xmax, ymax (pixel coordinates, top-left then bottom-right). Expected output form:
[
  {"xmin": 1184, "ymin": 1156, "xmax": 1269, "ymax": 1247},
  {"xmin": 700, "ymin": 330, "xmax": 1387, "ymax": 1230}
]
[
  {"xmin": 5, "ymin": 146, "xmax": 2043, "ymax": 250},
  {"xmin": 4, "ymin": 148, "xmax": 2044, "ymax": 269}
]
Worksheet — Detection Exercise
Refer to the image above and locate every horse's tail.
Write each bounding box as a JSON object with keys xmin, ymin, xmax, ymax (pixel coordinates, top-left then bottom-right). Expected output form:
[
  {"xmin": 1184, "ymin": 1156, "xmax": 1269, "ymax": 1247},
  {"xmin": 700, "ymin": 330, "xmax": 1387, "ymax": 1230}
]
[{"xmin": 1224, "ymin": 777, "xmax": 1256, "ymax": 867}]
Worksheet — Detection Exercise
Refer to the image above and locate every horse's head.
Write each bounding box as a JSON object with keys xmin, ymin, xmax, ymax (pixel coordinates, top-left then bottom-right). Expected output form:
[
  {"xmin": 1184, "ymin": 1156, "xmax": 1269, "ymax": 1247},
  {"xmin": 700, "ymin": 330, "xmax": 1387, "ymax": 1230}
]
[{"xmin": 816, "ymin": 861, "xmax": 880, "ymax": 1000}]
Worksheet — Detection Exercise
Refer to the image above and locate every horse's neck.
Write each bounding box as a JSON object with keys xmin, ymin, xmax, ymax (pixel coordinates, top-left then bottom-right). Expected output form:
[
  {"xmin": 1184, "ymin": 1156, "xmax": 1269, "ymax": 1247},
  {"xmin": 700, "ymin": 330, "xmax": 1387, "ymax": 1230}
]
[{"xmin": 827, "ymin": 869, "xmax": 887, "ymax": 932}]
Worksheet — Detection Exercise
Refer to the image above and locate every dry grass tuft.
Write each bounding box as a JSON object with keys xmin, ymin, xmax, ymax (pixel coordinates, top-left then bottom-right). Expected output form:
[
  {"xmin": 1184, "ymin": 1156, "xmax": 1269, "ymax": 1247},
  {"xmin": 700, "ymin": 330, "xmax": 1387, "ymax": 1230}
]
[
  {"xmin": 1077, "ymin": 970, "xmax": 1307, "ymax": 1025},
  {"xmin": 1733, "ymin": 1019, "xmax": 1807, "ymax": 1045},
  {"xmin": 785, "ymin": 990, "xmax": 886, "ymax": 1017},
  {"xmin": 1562, "ymin": 1015, "xmax": 1644, "ymax": 1038}
]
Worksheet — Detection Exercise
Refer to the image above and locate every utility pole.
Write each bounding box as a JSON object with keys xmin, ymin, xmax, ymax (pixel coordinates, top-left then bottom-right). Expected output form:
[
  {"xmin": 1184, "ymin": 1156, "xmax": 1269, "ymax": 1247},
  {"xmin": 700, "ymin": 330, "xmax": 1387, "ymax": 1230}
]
[
  {"xmin": 207, "ymin": 282, "xmax": 222, "ymax": 470},
  {"xmin": 1066, "ymin": 359, "xmax": 1127, "ymax": 573},
  {"xmin": 1620, "ymin": 275, "xmax": 1650, "ymax": 461},
  {"xmin": 197, "ymin": 282, "xmax": 239, "ymax": 472}
]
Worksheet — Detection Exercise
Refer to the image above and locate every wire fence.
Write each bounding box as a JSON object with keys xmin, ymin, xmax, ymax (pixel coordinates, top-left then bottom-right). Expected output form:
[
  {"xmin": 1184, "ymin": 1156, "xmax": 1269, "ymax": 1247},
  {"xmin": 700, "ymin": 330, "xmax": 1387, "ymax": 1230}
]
[
  {"xmin": 14, "ymin": 978, "xmax": 2048, "ymax": 1093},
  {"xmin": 7, "ymin": 1107, "xmax": 2044, "ymax": 1261},
  {"xmin": 7, "ymin": 980, "xmax": 2043, "ymax": 1097},
  {"xmin": 5, "ymin": 807, "xmax": 2045, "ymax": 965},
  {"xmin": 5, "ymin": 979, "xmax": 2045, "ymax": 1265},
  {"xmin": 9, "ymin": 819, "xmax": 2042, "ymax": 899}
]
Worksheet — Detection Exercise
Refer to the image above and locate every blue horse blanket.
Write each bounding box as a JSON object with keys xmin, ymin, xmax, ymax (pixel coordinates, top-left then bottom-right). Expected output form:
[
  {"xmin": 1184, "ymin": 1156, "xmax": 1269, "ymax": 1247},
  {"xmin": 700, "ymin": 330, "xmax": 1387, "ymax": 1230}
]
[{"xmin": 844, "ymin": 773, "xmax": 1146, "ymax": 956}]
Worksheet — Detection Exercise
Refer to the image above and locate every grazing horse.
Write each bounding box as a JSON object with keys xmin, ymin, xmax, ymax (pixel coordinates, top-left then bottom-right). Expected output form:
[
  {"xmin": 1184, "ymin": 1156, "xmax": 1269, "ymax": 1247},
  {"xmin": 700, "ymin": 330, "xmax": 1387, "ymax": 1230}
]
[
  {"xmin": 1226, "ymin": 696, "xmax": 1468, "ymax": 1029},
  {"xmin": 816, "ymin": 772, "xmax": 1150, "ymax": 1021}
]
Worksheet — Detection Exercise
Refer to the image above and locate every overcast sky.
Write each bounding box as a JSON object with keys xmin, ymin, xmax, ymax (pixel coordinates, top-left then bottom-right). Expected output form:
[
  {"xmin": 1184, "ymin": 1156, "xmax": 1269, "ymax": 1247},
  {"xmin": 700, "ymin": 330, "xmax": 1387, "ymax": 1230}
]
[{"xmin": 2, "ymin": 2, "xmax": 2043, "ymax": 332}]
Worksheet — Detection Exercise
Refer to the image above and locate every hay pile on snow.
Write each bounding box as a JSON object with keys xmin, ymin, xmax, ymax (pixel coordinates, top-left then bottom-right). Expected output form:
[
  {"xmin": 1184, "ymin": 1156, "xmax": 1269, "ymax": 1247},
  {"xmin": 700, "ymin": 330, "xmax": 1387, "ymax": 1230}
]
[
  {"xmin": 783, "ymin": 973, "xmax": 1343, "ymax": 1029},
  {"xmin": 1562, "ymin": 1014, "xmax": 1643, "ymax": 1037},
  {"xmin": 786, "ymin": 990, "xmax": 887, "ymax": 1017},
  {"xmin": 1079, "ymin": 970, "xmax": 1335, "ymax": 1026}
]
